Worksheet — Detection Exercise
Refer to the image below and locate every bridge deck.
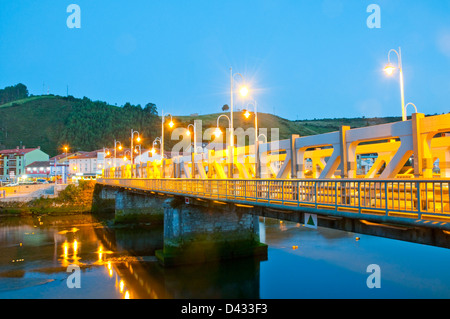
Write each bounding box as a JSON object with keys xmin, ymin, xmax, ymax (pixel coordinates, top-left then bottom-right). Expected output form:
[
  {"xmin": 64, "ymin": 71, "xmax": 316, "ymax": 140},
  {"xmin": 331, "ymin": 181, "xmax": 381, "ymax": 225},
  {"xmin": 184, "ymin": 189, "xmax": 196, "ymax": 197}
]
[{"xmin": 98, "ymin": 178, "xmax": 450, "ymax": 230}]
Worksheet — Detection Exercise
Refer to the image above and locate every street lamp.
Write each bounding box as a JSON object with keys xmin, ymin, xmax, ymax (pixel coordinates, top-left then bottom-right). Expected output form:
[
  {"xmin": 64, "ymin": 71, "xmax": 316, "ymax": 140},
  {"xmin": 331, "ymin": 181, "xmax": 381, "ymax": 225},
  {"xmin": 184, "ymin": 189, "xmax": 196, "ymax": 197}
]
[
  {"xmin": 123, "ymin": 150, "xmax": 131, "ymax": 162},
  {"xmin": 152, "ymin": 137, "xmax": 162, "ymax": 157},
  {"xmin": 130, "ymin": 130, "xmax": 140, "ymax": 165},
  {"xmin": 103, "ymin": 147, "xmax": 111, "ymax": 171},
  {"xmin": 215, "ymin": 114, "xmax": 232, "ymax": 177},
  {"xmin": 384, "ymin": 47, "xmax": 406, "ymax": 121},
  {"xmin": 405, "ymin": 102, "xmax": 418, "ymax": 117},
  {"xmin": 134, "ymin": 145, "xmax": 142, "ymax": 164},
  {"xmin": 186, "ymin": 123, "xmax": 199, "ymax": 154},
  {"xmin": 114, "ymin": 140, "xmax": 122, "ymax": 168},
  {"xmin": 215, "ymin": 114, "xmax": 231, "ymax": 137},
  {"xmin": 242, "ymin": 100, "xmax": 260, "ymax": 178},
  {"xmin": 161, "ymin": 110, "xmax": 175, "ymax": 178},
  {"xmin": 62, "ymin": 145, "xmax": 69, "ymax": 184},
  {"xmin": 230, "ymin": 68, "xmax": 249, "ymax": 178}
]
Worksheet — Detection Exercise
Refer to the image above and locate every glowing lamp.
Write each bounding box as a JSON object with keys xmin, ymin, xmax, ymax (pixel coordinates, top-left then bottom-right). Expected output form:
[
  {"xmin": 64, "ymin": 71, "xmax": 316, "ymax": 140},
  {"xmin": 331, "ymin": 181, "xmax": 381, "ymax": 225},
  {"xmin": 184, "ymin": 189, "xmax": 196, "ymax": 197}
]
[
  {"xmin": 384, "ymin": 64, "xmax": 396, "ymax": 76},
  {"xmin": 214, "ymin": 127, "xmax": 222, "ymax": 137},
  {"xmin": 240, "ymin": 86, "xmax": 249, "ymax": 97}
]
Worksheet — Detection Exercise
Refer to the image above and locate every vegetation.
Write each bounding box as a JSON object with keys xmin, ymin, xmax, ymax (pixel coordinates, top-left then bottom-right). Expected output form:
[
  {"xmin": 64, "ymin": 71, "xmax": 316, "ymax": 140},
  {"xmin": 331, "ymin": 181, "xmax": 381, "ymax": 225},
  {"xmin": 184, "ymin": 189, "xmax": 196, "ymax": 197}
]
[
  {"xmin": 0, "ymin": 180, "xmax": 97, "ymax": 215},
  {"xmin": 0, "ymin": 83, "xmax": 29, "ymax": 105},
  {"xmin": 0, "ymin": 85, "xmax": 160, "ymax": 156}
]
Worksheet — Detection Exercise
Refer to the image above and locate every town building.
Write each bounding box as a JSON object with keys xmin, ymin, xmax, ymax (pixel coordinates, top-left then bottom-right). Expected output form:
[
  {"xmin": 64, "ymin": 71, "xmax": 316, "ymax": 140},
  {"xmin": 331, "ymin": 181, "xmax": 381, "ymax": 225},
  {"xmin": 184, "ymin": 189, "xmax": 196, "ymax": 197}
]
[
  {"xmin": 0, "ymin": 146, "xmax": 49, "ymax": 182},
  {"xmin": 25, "ymin": 160, "xmax": 69, "ymax": 183}
]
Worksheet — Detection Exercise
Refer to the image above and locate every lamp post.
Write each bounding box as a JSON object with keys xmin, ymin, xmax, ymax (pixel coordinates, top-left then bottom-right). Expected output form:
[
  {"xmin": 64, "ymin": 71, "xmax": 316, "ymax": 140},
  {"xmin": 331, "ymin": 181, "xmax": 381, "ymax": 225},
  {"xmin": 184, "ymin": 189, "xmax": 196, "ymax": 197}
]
[
  {"xmin": 405, "ymin": 102, "xmax": 418, "ymax": 115},
  {"xmin": 134, "ymin": 145, "xmax": 142, "ymax": 164},
  {"xmin": 186, "ymin": 124, "xmax": 197, "ymax": 178},
  {"xmin": 152, "ymin": 137, "xmax": 162, "ymax": 155},
  {"xmin": 230, "ymin": 68, "xmax": 249, "ymax": 178},
  {"xmin": 62, "ymin": 145, "xmax": 69, "ymax": 184},
  {"xmin": 186, "ymin": 123, "xmax": 197, "ymax": 154},
  {"xmin": 130, "ymin": 130, "xmax": 140, "ymax": 177},
  {"xmin": 114, "ymin": 140, "xmax": 122, "ymax": 170},
  {"xmin": 102, "ymin": 148, "xmax": 111, "ymax": 177},
  {"xmin": 123, "ymin": 150, "xmax": 131, "ymax": 162},
  {"xmin": 215, "ymin": 114, "xmax": 232, "ymax": 177},
  {"xmin": 242, "ymin": 100, "xmax": 260, "ymax": 178},
  {"xmin": 161, "ymin": 110, "xmax": 174, "ymax": 178},
  {"xmin": 384, "ymin": 47, "xmax": 406, "ymax": 121},
  {"xmin": 215, "ymin": 114, "xmax": 232, "ymax": 137}
]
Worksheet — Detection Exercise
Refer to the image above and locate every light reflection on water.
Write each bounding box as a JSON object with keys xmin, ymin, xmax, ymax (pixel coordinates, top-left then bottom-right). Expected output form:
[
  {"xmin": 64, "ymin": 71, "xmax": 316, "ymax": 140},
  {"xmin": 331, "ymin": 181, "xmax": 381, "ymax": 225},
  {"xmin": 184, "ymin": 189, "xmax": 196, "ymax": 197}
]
[{"xmin": 0, "ymin": 214, "xmax": 448, "ymax": 299}]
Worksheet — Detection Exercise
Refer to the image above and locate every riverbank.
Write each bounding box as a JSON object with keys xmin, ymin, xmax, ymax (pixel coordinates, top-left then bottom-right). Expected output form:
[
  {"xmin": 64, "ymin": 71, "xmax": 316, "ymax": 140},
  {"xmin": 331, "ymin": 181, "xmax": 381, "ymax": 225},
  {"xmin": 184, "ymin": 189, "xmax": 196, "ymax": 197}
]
[
  {"xmin": 0, "ymin": 181, "xmax": 163, "ymax": 227},
  {"xmin": 0, "ymin": 180, "xmax": 98, "ymax": 216}
]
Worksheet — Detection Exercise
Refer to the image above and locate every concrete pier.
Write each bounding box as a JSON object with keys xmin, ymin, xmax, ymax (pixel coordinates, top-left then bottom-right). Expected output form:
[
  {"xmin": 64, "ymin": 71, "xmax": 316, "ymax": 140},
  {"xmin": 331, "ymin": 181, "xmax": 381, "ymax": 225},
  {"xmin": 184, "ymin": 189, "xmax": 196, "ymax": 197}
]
[
  {"xmin": 94, "ymin": 184, "xmax": 267, "ymax": 266},
  {"xmin": 156, "ymin": 197, "xmax": 267, "ymax": 267}
]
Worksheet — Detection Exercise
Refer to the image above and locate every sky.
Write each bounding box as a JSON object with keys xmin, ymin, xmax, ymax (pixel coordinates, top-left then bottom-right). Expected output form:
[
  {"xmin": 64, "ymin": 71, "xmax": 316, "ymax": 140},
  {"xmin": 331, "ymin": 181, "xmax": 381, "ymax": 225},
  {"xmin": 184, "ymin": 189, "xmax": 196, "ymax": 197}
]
[{"xmin": 0, "ymin": 0, "xmax": 449, "ymax": 120}]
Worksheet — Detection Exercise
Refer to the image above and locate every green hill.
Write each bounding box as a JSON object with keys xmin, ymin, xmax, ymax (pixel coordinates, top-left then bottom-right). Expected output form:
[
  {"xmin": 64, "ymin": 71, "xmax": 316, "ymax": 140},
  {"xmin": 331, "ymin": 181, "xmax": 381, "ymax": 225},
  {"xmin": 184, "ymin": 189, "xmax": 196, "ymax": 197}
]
[
  {"xmin": 0, "ymin": 95, "xmax": 160, "ymax": 156},
  {"xmin": 0, "ymin": 93, "xmax": 402, "ymax": 157}
]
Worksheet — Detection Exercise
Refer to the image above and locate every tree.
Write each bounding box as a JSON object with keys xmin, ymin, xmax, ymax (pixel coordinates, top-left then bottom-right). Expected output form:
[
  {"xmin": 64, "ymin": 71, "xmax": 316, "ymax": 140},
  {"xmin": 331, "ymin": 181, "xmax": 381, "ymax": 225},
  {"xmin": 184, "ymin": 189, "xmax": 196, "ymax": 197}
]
[
  {"xmin": 144, "ymin": 103, "xmax": 158, "ymax": 115},
  {"xmin": 0, "ymin": 83, "xmax": 29, "ymax": 104},
  {"xmin": 222, "ymin": 104, "xmax": 229, "ymax": 112}
]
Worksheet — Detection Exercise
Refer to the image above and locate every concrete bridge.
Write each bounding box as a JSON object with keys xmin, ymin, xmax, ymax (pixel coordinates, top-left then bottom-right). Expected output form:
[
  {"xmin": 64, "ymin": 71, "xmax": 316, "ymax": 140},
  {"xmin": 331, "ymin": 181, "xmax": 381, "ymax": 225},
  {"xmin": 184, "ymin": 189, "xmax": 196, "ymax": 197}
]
[{"xmin": 95, "ymin": 113, "xmax": 450, "ymax": 266}]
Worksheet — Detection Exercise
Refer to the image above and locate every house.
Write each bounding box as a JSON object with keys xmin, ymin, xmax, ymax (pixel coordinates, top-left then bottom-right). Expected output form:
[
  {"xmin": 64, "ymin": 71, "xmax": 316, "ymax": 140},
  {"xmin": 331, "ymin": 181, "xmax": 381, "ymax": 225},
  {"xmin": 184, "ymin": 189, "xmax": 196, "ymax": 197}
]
[{"xmin": 0, "ymin": 146, "xmax": 49, "ymax": 182}]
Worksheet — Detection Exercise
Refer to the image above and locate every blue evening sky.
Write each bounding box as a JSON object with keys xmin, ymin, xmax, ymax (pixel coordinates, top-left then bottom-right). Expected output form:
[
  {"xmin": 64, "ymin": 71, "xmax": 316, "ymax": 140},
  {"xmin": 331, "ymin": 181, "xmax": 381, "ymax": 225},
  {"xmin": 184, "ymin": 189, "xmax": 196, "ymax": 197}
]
[{"xmin": 0, "ymin": 0, "xmax": 449, "ymax": 120}]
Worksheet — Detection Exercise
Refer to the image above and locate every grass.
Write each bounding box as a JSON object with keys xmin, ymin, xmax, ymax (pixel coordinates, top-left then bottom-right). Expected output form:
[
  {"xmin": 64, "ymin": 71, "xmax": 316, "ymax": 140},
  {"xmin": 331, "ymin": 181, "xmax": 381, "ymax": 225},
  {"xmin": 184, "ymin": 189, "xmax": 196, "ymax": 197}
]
[{"xmin": 0, "ymin": 95, "xmax": 57, "ymax": 108}]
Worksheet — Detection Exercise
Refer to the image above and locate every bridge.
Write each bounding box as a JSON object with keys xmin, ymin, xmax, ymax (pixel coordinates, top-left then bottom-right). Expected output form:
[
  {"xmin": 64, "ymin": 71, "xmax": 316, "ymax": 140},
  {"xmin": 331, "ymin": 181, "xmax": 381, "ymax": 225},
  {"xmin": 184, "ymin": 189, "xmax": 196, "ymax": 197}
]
[{"xmin": 95, "ymin": 112, "xmax": 450, "ymax": 266}]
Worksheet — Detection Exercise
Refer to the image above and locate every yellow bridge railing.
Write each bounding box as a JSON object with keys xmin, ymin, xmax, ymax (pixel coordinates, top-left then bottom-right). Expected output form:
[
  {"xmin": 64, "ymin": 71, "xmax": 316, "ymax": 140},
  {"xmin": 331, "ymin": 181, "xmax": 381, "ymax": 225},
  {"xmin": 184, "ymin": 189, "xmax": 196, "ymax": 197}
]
[{"xmin": 98, "ymin": 178, "xmax": 450, "ymax": 227}]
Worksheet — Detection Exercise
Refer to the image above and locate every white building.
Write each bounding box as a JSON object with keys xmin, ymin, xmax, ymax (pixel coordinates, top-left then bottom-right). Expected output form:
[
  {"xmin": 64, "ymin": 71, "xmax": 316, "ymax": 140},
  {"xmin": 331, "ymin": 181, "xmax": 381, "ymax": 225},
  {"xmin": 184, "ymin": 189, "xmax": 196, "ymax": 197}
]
[{"xmin": 68, "ymin": 150, "xmax": 107, "ymax": 179}]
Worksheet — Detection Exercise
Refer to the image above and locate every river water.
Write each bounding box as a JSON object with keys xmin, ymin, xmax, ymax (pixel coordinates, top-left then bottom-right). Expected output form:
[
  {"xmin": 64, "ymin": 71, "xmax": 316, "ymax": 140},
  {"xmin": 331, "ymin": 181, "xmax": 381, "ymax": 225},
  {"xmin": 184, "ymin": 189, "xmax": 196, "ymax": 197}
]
[{"xmin": 0, "ymin": 213, "xmax": 449, "ymax": 299}]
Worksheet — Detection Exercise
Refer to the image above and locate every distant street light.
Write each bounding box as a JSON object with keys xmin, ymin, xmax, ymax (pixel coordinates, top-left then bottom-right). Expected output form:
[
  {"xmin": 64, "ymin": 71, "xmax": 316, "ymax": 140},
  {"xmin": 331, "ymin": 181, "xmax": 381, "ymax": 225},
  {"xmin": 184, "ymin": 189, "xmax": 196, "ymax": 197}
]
[
  {"xmin": 134, "ymin": 145, "xmax": 142, "ymax": 164},
  {"xmin": 130, "ymin": 129, "xmax": 140, "ymax": 177},
  {"xmin": 229, "ymin": 68, "xmax": 249, "ymax": 178},
  {"xmin": 215, "ymin": 114, "xmax": 232, "ymax": 177},
  {"xmin": 186, "ymin": 123, "xmax": 199, "ymax": 154},
  {"xmin": 114, "ymin": 140, "xmax": 122, "ymax": 168},
  {"xmin": 384, "ymin": 47, "xmax": 406, "ymax": 121},
  {"xmin": 123, "ymin": 150, "xmax": 131, "ymax": 162},
  {"xmin": 161, "ymin": 110, "xmax": 174, "ymax": 178},
  {"xmin": 405, "ymin": 102, "xmax": 418, "ymax": 116},
  {"xmin": 152, "ymin": 137, "xmax": 161, "ymax": 156},
  {"xmin": 242, "ymin": 100, "xmax": 260, "ymax": 178}
]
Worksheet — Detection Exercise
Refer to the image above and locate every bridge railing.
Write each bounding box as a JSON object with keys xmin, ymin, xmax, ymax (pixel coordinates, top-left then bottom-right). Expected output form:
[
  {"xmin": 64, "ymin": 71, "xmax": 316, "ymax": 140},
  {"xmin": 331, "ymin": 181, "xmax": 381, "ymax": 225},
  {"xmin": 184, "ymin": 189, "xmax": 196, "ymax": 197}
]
[{"xmin": 98, "ymin": 178, "xmax": 450, "ymax": 221}]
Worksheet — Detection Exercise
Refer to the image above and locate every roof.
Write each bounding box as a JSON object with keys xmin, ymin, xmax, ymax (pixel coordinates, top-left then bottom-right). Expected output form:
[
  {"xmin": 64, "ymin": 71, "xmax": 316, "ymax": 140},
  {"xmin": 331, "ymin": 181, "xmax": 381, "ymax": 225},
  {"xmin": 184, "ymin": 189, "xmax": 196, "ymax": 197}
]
[
  {"xmin": 50, "ymin": 152, "xmax": 82, "ymax": 161},
  {"xmin": 25, "ymin": 161, "xmax": 51, "ymax": 168},
  {"xmin": 0, "ymin": 147, "xmax": 41, "ymax": 156},
  {"xmin": 69, "ymin": 150, "xmax": 102, "ymax": 159},
  {"xmin": 26, "ymin": 160, "xmax": 67, "ymax": 167}
]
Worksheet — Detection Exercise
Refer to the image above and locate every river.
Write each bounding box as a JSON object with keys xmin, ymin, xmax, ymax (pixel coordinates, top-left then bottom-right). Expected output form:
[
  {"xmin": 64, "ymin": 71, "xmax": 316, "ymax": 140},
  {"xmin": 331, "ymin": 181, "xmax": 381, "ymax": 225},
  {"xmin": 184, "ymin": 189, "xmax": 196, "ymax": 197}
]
[{"xmin": 0, "ymin": 213, "xmax": 449, "ymax": 299}]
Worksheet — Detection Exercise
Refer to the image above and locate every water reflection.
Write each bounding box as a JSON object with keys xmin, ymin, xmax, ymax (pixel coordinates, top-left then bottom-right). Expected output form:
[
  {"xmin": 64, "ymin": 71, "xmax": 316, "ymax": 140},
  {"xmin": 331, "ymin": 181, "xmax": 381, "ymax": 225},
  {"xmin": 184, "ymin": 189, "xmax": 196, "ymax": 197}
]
[{"xmin": 0, "ymin": 213, "xmax": 449, "ymax": 299}]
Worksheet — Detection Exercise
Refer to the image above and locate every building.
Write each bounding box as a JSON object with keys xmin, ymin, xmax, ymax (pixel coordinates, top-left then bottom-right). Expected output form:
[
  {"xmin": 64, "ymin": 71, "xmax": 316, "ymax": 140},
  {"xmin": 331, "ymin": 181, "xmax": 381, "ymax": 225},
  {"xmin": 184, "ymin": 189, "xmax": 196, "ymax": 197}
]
[
  {"xmin": 0, "ymin": 146, "xmax": 49, "ymax": 182},
  {"xmin": 68, "ymin": 150, "xmax": 102, "ymax": 180},
  {"xmin": 25, "ymin": 160, "xmax": 69, "ymax": 183}
]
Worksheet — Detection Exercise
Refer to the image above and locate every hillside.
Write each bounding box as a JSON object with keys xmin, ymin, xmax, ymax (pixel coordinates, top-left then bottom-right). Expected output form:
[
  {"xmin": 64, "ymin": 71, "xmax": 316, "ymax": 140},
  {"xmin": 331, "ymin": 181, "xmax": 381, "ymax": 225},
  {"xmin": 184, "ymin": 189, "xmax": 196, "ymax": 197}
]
[
  {"xmin": 0, "ymin": 94, "xmax": 402, "ymax": 157},
  {"xmin": 0, "ymin": 95, "xmax": 160, "ymax": 156}
]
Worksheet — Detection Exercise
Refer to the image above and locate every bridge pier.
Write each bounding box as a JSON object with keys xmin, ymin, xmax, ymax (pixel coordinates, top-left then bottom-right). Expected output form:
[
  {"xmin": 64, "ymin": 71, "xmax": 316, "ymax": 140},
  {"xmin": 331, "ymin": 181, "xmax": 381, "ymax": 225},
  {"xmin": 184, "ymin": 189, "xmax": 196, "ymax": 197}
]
[
  {"xmin": 156, "ymin": 197, "xmax": 267, "ymax": 267},
  {"xmin": 114, "ymin": 189, "xmax": 165, "ymax": 224}
]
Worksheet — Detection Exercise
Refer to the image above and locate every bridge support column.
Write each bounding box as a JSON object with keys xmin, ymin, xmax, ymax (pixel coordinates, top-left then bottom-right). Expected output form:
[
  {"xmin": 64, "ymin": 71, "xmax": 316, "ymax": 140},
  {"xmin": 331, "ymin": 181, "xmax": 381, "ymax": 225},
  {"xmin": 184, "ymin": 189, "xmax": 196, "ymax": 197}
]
[
  {"xmin": 114, "ymin": 190, "xmax": 164, "ymax": 224},
  {"xmin": 156, "ymin": 197, "xmax": 267, "ymax": 267}
]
